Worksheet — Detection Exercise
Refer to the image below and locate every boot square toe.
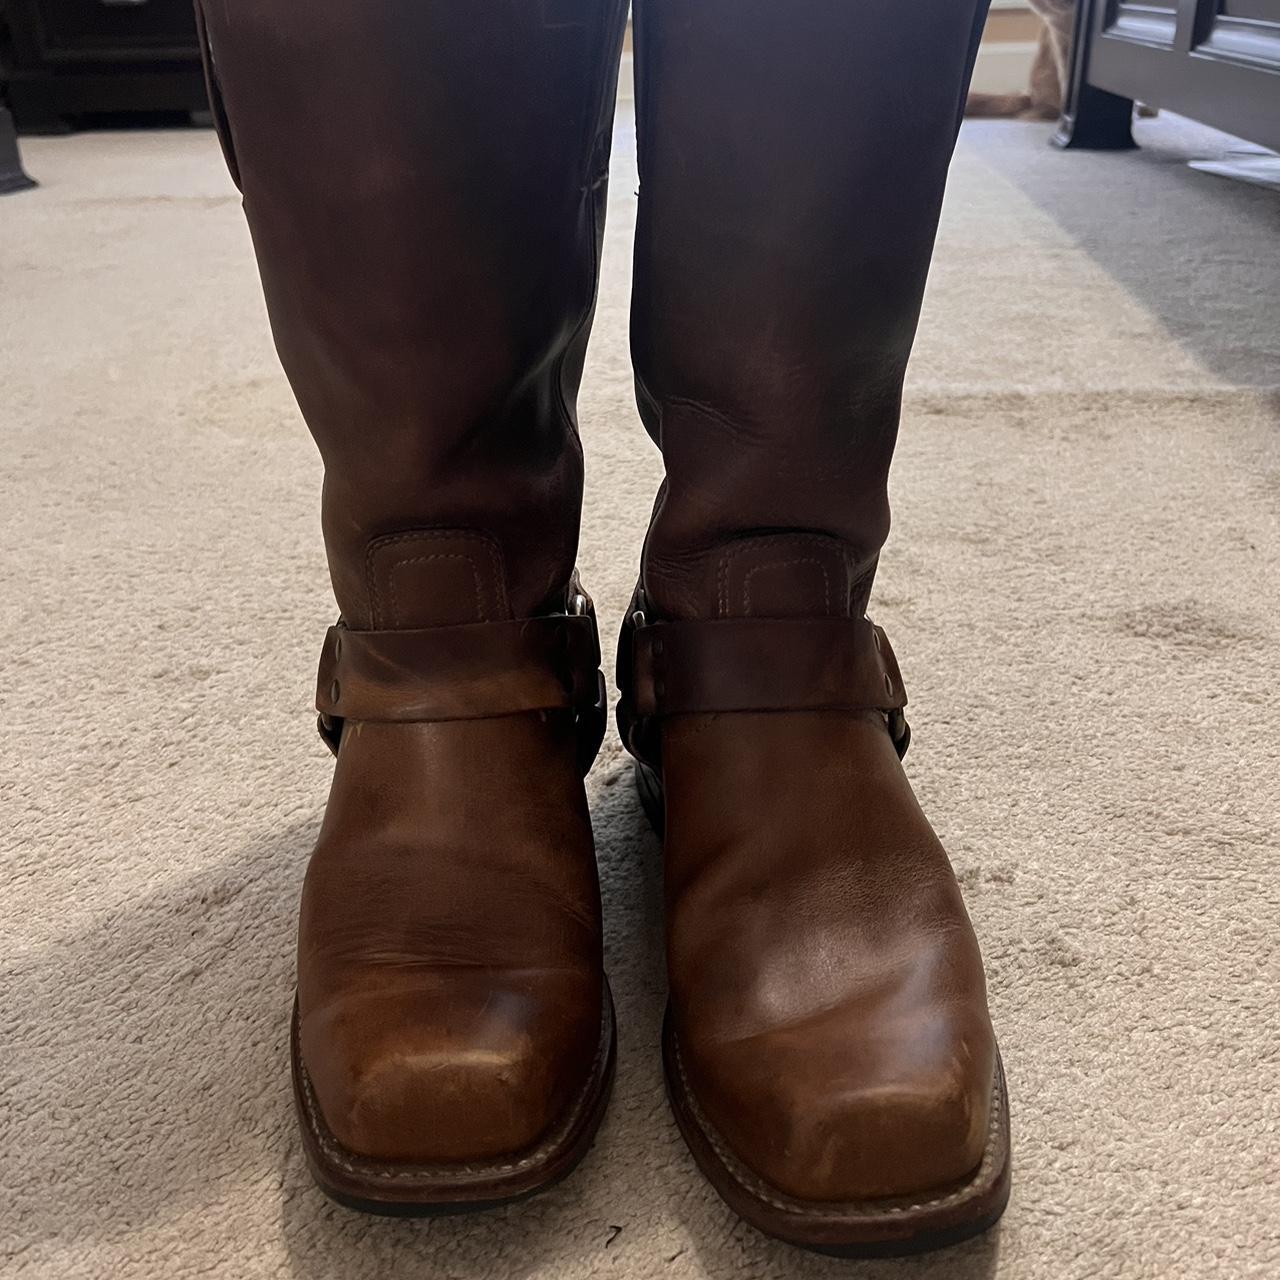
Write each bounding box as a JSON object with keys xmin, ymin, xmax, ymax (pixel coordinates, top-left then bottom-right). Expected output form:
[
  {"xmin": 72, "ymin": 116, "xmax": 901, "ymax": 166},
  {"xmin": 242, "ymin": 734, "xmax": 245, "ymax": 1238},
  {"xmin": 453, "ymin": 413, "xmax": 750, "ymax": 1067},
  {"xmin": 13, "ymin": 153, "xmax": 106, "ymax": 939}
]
[
  {"xmin": 292, "ymin": 982, "xmax": 616, "ymax": 1214},
  {"xmin": 665, "ymin": 1015, "xmax": 1011, "ymax": 1256}
]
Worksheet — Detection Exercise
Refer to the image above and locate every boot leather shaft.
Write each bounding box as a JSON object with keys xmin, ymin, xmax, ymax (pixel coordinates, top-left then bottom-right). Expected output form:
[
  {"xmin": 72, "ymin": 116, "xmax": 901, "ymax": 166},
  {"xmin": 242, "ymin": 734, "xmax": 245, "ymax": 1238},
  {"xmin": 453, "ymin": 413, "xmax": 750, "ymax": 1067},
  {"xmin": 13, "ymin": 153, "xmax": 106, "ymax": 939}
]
[
  {"xmin": 197, "ymin": 0, "xmax": 629, "ymax": 1181},
  {"xmin": 623, "ymin": 0, "xmax": 1002, "ymax": 1213},
  {"xmin": 198, "ymin": 0, "xmax": 628, "ymax": 626}
]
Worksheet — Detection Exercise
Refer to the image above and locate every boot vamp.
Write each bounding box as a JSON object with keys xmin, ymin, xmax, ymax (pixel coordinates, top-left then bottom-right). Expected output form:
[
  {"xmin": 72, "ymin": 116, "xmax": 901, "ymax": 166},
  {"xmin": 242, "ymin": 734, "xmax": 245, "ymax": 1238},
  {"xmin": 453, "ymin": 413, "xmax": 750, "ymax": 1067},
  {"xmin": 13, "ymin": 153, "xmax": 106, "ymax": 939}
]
[
  {"xmin": 663, "ymin": 709, "xmax": 997, "ymax": 1203},
  {"xmin": 298, "ymin": 712, "xmax": 604, "ymax": 1164}
]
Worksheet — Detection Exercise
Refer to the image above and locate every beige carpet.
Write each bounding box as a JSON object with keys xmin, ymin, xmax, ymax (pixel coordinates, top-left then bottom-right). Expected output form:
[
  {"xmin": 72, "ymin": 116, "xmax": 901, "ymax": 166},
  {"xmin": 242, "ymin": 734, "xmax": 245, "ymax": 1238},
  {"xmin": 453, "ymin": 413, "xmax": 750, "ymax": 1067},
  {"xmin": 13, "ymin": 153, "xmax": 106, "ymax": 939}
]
[{"xmin": 3, "ymin": 106, "xmax": 1278, "ymax": 1280}]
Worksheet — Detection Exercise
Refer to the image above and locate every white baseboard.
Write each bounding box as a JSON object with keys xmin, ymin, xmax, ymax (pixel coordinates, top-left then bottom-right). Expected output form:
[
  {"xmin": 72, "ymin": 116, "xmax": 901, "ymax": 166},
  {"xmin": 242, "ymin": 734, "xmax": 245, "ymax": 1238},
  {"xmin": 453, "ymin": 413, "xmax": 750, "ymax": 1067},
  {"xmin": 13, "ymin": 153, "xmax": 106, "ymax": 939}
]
[{"xmin": 970, "ymin": 41, "xmax": 1038, "ymax": 94}]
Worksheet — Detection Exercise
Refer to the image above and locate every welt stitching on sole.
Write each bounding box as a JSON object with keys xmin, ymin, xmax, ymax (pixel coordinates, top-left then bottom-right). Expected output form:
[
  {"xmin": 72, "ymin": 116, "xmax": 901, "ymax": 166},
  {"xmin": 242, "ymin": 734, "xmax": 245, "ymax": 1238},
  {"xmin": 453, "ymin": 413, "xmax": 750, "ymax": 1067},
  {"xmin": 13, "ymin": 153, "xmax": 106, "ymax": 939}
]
[
  {"xmin": 297, "ymin": 996, "xmax": 611, "ymax": 1185},
  {"xmin": 672, "ymin": 1031, "xmax": 1007, "ymax": 1220}
]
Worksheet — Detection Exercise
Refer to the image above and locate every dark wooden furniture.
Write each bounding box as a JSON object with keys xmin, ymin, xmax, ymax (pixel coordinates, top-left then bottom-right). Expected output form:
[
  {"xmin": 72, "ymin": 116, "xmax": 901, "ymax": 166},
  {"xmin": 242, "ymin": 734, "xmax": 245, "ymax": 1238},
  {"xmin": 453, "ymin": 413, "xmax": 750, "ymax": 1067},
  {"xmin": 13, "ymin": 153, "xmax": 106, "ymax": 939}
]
[
  {"xmin": 1, "ymin": 100, "xmax": 36, "ymax": 191},
  {"xmin": 1, "ymin": 0, "xmax": 207, "ymax": 134},
  {"xmin": 1057, "ymin": 0, "xmax": 1280, "ymax": 149}
]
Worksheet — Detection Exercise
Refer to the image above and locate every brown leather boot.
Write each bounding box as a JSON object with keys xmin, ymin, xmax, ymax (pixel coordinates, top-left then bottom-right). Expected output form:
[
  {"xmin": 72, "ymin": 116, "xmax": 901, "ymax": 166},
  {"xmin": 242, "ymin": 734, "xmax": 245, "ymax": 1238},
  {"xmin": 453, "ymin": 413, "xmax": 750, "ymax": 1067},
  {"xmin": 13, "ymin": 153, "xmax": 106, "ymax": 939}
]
[
  {"xmin": 196, "ymin": 0, "xmax": 628, "ymax": 1211},
  {"xmin": 619, "ymin": 0, "xmax": 1010, "ymax": 1255}
]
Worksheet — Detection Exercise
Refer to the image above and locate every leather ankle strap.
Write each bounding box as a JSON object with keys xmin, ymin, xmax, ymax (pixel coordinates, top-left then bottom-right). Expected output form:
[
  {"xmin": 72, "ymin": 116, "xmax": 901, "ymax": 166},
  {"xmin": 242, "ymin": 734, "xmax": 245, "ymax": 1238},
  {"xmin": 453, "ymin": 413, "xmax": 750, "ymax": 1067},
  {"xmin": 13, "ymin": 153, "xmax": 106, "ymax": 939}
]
[
  {"xmin": 621, "ymin": 613, "xmax": 910, "ymax": 759},
  {"xmin": 316, "ymin": 596, "xmax": 607, "ymax": 772}
]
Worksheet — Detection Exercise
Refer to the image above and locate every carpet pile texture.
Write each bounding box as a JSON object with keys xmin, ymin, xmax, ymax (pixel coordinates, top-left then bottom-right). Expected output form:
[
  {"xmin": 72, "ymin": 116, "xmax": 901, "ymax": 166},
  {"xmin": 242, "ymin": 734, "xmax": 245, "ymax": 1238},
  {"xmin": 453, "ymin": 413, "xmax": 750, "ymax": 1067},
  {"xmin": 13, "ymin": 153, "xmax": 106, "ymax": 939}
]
[{"xmin": 2, "ymin": 109, "xmax": 1277, "ymax": 1279}]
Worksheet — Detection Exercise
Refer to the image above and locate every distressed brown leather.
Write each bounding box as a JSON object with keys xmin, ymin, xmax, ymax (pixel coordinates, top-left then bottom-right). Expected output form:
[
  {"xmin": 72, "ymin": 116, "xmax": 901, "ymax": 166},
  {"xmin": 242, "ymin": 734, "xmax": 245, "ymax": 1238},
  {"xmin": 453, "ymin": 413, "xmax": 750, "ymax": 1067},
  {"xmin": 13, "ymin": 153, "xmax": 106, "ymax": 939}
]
[
  {"xmin": 300, "ymin": 589, "xmax": 609, "ymax": 1166},
  {"xmin": 197, "ymin": 0, "xmax": 629, "ymax": 1189},
  {"xmin": 623, "ymin": 0, "xmax": 1005, "ymax": 1230},
  {"xmin": 621, "ymin": 570, "xmax": 1001, "ymax": 1209},
  {"xmin": 197, "ymin": 0, "xmax": 628, "ymax": 629}
]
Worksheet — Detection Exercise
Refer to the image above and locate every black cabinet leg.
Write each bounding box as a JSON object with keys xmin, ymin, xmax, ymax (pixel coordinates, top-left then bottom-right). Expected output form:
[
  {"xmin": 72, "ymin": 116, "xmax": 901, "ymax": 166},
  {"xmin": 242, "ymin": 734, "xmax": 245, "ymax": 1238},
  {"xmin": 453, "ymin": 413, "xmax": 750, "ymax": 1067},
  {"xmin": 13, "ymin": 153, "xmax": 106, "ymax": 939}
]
[
  {"xmin": 1053, "ymin": 81, "xmax": 1136, "ymax": 150},
  {"xmin": 1052, "ymin": 0, "xmax": 1136, "ymax": 151}
]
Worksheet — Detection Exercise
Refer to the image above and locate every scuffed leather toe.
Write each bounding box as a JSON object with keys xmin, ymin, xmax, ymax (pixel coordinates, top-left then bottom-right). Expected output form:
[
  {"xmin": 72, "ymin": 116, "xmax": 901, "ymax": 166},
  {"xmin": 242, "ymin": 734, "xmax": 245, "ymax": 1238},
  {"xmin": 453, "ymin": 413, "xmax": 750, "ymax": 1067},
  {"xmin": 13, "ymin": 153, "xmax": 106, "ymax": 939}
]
[
  {"xmin": 681, "ymin": 1004, "xmax": 996, "ymax": 1204},
  {"xmin": 302, "ymin": 974, "xmax": 602, "ymax": 1164}
]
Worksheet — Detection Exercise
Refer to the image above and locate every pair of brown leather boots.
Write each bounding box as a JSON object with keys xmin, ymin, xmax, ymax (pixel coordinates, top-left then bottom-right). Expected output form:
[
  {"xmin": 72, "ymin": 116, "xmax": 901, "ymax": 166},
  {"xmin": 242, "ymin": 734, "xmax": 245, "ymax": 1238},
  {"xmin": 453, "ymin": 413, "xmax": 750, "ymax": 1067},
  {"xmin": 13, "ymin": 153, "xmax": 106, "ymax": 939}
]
[{"xmin": 197, "ymin": 0, "xmax": 1008, "ymax": 1257}]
